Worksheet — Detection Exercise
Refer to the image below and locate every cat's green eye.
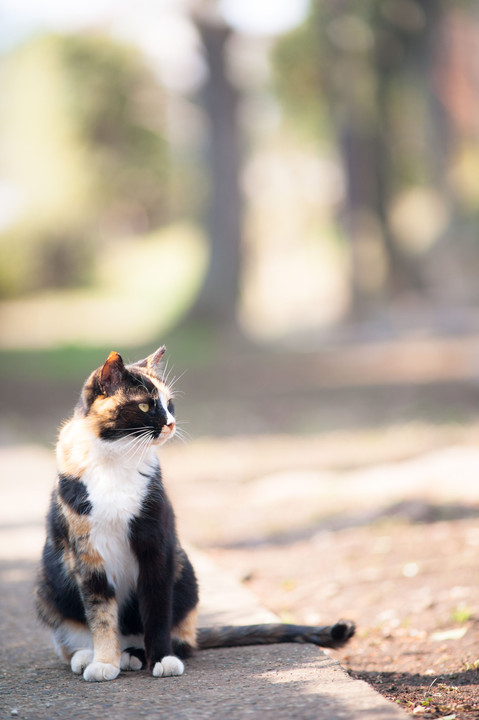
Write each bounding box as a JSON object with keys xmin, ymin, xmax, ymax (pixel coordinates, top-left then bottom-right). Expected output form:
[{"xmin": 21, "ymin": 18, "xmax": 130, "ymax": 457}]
[{"xmin": 138, "ymin": 402, "xmax": 149, "ymax": 413}]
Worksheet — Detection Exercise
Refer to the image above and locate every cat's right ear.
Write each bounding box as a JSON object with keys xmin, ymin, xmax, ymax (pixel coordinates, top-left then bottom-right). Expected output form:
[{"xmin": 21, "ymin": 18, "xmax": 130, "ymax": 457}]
[{"xmin": 100, "ymin": 351, "xmax": 126, "ymax": 395}]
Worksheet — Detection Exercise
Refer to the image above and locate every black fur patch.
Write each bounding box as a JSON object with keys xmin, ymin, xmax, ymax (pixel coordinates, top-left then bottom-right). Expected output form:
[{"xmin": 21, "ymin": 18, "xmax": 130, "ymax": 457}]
[
  {"xmin": 128, "ymin": 472, "xmax": 198, "ymax": 668},
  {"xmin": 124, "ymin": 647, "xmax": 146, "ymax": 667},
  {"xmin": 41, "ymin": 540, "xmax": 86, "ymax": 623},
  {"xmin": 58, "ymin": 475, "xmax": 92, "ymax": 515},
  {"xmin": 119, "ymin": 592, "xmax": 143, "ymax": 636},
  {"xmin": 46, "ymin": 493, "xmax": 69, "ymax": 547},
  {"xmin": 83, "ymin": 569, "xmax": 115, "ymax": 602},
  {"xmin": 172, "ymin": 639, "xmax": 193, "ymax": 659},
  {"xmin": 127, "ymin": 370, "xmax": 158, "ymax": 394}
]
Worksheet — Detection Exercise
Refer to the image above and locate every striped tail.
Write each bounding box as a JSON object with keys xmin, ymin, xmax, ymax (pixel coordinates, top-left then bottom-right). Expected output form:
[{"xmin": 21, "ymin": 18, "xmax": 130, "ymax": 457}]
[{"xmin": 196, "ymin": 619, "xmax": 355, "ymax": 650}]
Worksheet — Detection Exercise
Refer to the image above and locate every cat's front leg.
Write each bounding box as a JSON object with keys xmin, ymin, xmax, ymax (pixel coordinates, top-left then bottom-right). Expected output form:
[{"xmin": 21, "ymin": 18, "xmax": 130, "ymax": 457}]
[
  {"xmin": 136, "ymin": 555, "xmax": 184, "ymax": 678},
  {"xmin": 141, "ymin": 584, "xmax": 184, "ymax": 678},
  {"xmin": 79, "ymin": 566, "xmax": 121, "ymax": 682}
]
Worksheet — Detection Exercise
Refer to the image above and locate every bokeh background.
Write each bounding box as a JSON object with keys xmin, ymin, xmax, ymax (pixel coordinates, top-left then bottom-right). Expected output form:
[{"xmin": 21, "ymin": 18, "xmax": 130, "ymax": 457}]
[
  {"xmin": 5, "ymin": 5, "xmax": 479, "ymax": 711},
  {"xmin": 1, "ymin": 0, "xmax": 479, "ymax": 445}
]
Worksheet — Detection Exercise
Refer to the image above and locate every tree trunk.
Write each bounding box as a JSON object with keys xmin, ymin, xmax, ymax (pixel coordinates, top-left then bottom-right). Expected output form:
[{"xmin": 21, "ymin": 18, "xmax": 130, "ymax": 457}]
[{"xmin": 192, "ymin": 18, "xmax": 243, "ymax": 328}]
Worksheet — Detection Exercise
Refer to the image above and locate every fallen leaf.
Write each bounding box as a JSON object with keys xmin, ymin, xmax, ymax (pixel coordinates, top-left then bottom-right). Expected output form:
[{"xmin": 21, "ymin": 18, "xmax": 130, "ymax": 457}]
[{"xmin": 431, "ymin": 627, "xmax": 467, "ymax": 642}]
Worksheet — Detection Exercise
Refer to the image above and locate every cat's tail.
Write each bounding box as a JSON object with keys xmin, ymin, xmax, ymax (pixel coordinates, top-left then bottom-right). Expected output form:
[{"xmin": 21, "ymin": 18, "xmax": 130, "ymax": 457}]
[{"xmin": 196, "ymin": 619, "xmax": 355, "ymax": 650}]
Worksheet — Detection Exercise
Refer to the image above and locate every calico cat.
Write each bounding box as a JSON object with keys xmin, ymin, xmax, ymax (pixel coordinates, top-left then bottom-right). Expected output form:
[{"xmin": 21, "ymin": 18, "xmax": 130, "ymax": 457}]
[{"xmin": 35, "ymin": 348, "xmax": 355, "ymax": 682}]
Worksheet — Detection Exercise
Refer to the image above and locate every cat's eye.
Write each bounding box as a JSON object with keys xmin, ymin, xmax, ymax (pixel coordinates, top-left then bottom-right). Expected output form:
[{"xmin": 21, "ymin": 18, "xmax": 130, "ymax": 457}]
[{"xmin": 138, "ymin": 402, "xmax": 149, "ymax": 413}]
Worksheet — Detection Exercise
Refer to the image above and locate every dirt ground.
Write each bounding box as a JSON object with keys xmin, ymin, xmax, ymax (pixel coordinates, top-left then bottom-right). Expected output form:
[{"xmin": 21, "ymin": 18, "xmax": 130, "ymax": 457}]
[
  {"xmin": 161, "ymin": 431, "xmax": 479, "ymax": 720},
  {"xmin": 209, "ymin": 515, "xmax": 479, "ymax": 719}
]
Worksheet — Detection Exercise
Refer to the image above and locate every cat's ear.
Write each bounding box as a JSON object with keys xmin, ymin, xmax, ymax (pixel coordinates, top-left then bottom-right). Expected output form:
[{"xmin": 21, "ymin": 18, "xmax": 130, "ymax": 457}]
[
  {"xmin": 100, "ymin": 351, "xmax": 126, "ymax": 395},
  {"xmin": 134, "ymin": 346, "xmax": 166, "ymax": 374},
  {"xmin": 148, "ymin": 345, "xmax": 166, "ymax": 373}
]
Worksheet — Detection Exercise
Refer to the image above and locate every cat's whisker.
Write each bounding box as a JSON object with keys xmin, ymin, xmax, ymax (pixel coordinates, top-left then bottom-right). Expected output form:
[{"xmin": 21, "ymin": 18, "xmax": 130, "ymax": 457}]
[
  {"xmin": 170, "ymin": 390, "xmax": 185, "ymax": 399},
  {"xmin": 122, "ymin": 427, "xmax": 154, "ymax": 434},
  {"xmin": 123, "ymin": 427, "xmax": 151, "ymax": 437},
  {"xmin": 138, "ymin": 434, "xmax": 155, "ymax": 466},
  {"xmin": 141, "ymin": 433, "xmax": 157, "ymax": 464},
  {"xmin": 124, "ymin": 441, "xmax": 151, "ymax": 465},
  {"xmin": 122, "ymin": 440, "xmax": 145, "ymax": 462},
  {"xmin": 122, "ymin": 431, "xmax": 151, "ymax": 450},
  {"xmin": 161, "ymin": 359, "xmax": 172, "ymax": 386},
  {"xmin": 173, "ymin": 425, "xmax": 191, "ymax": 444},
  {"xmin": 168, "ymin": 370, "xmax": 187, "ymax": 393},
  {"xmin": 122, "ymin": 430, "xmax": 154, "ymax": 460},
  {"xmin": 127, "ymin": 431, "xmax": 154, "ymax": 454},
  {"xmin": 123, "ymin": 431, "xmax": 149, "ymax": 443}
]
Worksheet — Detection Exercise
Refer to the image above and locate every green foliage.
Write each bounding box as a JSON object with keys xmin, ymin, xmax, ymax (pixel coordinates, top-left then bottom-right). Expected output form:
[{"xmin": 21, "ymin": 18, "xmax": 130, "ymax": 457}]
[
  {"xmin": 56, "ymin": 35, "xmax": 168, "ymax": 225},
  {"xmin": 451, "ymin": 605, "xmax": 472, "ymax": 624},
  {"xmin": 0, "ymin": 33, "xmax": 168, "ymax": 298}
]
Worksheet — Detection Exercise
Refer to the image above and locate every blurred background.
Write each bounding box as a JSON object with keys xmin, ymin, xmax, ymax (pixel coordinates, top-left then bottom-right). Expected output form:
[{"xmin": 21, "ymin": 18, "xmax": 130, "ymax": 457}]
[
  {"xmin": 4, "ymin": 5, "xmax": 479, "ymax": 705},
  {"xmin": 2, "ymin": 0, "xmax": 479, "ymax": 445}
]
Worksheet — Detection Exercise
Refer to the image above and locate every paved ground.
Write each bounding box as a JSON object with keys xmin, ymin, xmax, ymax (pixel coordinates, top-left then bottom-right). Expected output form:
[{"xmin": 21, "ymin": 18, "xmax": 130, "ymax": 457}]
[{"xmin": 0, "ymin": 445, "xmax": 407, "ymax": 719}]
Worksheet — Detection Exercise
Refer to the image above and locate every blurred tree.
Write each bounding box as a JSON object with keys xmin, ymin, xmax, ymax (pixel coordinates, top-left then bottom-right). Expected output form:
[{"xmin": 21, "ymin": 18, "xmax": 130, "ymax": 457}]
[
  {"xmin": 189, "ymin": 6, "xmax": 243, "ymax": 329},
  {"xmin": 0, "ymin": 33, "xmax": 168, "ymax": 297},
  {"xmin": 273, "ymin": 0, "xmax": 452, "ymax": 317}
]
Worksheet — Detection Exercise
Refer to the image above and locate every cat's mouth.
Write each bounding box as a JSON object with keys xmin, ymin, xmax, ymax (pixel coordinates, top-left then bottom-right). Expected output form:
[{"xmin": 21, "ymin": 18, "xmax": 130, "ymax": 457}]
[{"xmin": 152, "ymin": 424, "xmax": 175, "ymax": 444}]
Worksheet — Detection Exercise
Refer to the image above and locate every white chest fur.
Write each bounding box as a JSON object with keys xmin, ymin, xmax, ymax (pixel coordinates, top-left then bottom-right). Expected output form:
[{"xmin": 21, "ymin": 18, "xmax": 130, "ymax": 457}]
[{"xmin": 83, "ymin": 442, "xmax": 156, "ymax": 605}]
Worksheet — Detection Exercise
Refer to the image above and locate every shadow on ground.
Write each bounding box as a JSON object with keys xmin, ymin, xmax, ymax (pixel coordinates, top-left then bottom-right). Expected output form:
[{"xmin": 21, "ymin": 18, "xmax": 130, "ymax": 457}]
[{"xmin": 211, "ymin": 500, "xmax": 479, "ymax": 549}]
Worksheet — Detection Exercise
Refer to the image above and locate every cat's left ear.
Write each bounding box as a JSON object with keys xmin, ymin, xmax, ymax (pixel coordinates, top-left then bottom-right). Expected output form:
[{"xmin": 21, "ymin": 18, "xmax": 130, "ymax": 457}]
[
  {"xmin": 134, "ymin": 346, "xmax": 166, "ymax": 374},
  {"xmin": 100, "ymin": 351, "xmax": 127, "ymax": 395},
  {"xmin": 148, "ymin": 345, "xmax": 166, "ymax": 373}
]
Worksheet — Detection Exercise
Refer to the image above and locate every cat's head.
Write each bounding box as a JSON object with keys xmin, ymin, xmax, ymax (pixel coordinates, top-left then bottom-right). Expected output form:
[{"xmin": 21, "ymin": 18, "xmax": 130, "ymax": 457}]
[{"xmin": 78, "ymin": 347, "xmax": 176, "ymax": 446}]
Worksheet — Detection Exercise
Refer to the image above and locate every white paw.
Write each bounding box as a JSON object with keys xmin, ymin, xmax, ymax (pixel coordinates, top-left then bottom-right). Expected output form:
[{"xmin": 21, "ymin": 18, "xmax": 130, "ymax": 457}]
[
  {"xmin": 71, "ymin": 649, "xmax": 93, "ymax": 674},
  {"xmin": 120, "ymin": 651, "xmax": 143, "ymax": 671},
  {"xmin": 152, "ymin": 656, "xmax": 184, "ymax": 678},
  {"xmin": 83, "ymin": 662, "xmax": 120, "ymax": 682}
]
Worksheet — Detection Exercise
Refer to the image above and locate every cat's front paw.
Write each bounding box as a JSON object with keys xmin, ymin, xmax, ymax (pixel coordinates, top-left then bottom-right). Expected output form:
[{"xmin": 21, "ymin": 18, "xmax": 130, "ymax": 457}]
[
  {"xmin": 120, "ymin": 650, "xmax": 144, "ymax": 671},
  {"xmin": 152, "ymin": 655, "xmax": 184, "ymax": 678},
  {"xmin": 71, "ymin": 649, "xmax": 93, "ymax": 674},
  {"xmin": 83, "ymin": 661, "xmax": 120, "ymax": 682}
]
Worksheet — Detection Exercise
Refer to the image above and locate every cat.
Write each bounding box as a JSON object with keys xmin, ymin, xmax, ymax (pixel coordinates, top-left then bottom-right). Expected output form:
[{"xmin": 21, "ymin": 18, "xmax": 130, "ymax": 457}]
[{"xmin": 35, "ymin": 347, "xmax": 355, "ymax": 682}]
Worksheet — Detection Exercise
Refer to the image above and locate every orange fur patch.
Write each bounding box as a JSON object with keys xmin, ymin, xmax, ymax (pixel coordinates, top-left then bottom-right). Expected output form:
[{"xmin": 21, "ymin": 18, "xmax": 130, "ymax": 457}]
[
  {"xmin": 172, "ymin": 607, "xmax": 198, "ymax": 648},
  {"xmin": 59, "ymin": 500, "xmax": 91, "ymax": 539},
  {"xmin": 90, "ymin": 598, "xmax": 120, "ymax": 665}
]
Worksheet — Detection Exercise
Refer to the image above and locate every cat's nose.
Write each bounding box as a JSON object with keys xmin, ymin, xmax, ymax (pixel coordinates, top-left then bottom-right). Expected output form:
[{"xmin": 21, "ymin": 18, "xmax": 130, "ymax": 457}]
[{"xmin": 160, "ymin": 418, "xmax": 175, "ymax": 437}]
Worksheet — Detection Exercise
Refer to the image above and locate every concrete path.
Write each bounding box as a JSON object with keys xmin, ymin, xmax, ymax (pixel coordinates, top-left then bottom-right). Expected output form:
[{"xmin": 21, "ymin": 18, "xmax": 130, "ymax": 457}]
[{"xmin": 0, "ymin": 445, "xmax": 407, "ymax": 719}]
